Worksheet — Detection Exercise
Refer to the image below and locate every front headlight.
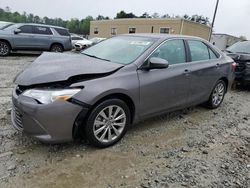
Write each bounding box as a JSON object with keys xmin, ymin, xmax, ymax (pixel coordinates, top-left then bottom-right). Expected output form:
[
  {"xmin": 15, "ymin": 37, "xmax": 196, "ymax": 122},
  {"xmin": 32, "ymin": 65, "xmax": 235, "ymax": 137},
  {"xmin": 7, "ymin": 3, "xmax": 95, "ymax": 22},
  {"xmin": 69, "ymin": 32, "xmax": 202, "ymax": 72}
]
[{"xmin": 22, "ymin": 89, "xmax": 81, "ymax": 104}]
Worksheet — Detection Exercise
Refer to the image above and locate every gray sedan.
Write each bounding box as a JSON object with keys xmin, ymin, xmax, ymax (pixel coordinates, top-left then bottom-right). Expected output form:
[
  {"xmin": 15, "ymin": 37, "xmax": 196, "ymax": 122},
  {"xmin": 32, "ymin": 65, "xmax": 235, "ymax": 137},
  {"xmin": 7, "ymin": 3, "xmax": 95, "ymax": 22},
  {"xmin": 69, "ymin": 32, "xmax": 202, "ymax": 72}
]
[{"xmin": 11, "ymin": 34, "xmax": 235, "ymax": 147}]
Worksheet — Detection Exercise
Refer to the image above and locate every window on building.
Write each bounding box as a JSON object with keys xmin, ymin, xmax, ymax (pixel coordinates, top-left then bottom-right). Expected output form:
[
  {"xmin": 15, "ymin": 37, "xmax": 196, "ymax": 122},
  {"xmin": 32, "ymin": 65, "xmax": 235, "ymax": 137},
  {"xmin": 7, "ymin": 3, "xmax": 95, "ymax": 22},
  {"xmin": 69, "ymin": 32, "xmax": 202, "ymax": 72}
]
[
  {"xmin": 94, "ymin": 28, "xmax": 99, "ymax": 34},
  {"xmin": 160, "ymin": 28, "xmax": 170, "ymax": 34},
  {"xmin": 129, "ymin": 28, "xmax": 136, "ymax": 34},
  {"xmin": 111, "ymin": 28, "xmax": 117, "ymax": 35}
]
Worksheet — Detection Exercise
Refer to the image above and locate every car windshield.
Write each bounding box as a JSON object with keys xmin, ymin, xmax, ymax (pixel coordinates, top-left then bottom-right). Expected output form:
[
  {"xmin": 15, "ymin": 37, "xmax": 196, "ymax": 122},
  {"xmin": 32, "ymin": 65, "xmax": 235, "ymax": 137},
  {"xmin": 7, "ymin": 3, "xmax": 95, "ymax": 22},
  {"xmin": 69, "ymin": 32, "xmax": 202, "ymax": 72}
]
[
  {"xmin": 0, "ymin": 22, "xmax": 13, "ymax": 30},
  {"xmin": 226, "ymin": 41, "xmax": 250, "ymax": 54},
  {"xmin": 82, "ymin": 36, "xmax": 156, "ymax": 64}
]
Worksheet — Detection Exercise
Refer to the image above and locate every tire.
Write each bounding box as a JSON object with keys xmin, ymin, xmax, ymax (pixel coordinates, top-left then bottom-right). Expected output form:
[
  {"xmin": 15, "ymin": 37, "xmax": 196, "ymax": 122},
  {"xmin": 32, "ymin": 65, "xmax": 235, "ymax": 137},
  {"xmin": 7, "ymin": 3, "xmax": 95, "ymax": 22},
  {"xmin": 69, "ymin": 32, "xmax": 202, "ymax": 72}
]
[
  {"xmin": 0, "ymin": 41, "xmax": 11, "ymax": 56},
  {"xmin": 84, "ymin": 99, "xmax": 131, "ymax": 148},
  {"xmin": 206, "ymin": 80, "xmax": 226, "ymax": 109},
  {"xmin": 50, "ymin": 44, "xmax": 63, "ymax": 53}
]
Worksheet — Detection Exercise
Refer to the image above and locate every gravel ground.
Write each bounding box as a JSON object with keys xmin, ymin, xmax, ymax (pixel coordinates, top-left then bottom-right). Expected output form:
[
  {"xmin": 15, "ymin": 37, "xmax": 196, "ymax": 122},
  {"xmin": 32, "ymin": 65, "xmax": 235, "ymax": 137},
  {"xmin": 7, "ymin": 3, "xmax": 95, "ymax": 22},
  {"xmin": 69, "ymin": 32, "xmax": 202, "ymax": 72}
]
[{"xmin": 0, "ymin": 54, "xmax": 249, "ymax": 188}]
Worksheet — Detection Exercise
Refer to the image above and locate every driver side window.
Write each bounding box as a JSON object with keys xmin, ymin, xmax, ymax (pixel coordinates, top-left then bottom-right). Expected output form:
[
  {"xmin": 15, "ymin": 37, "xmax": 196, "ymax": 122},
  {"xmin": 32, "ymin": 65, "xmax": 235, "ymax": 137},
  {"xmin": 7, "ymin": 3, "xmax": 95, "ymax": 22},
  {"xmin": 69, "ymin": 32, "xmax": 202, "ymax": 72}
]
[
  {"xmin": 18, "ymin": 25, "xmax": 33, "ymax": 34},
  {"xmin": 150, "ymin": 39, "xmax": 186, "ymax": 65}
]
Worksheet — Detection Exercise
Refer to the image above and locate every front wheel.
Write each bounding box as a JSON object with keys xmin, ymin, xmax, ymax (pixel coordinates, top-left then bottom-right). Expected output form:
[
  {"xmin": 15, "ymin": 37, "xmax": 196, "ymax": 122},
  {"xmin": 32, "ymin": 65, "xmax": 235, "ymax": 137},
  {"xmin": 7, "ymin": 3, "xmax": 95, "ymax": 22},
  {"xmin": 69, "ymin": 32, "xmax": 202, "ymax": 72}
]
[
  {"xmin": 206, "ymin": 80, "xmax": 226, "ymax": 109},
  {"xmin": 0, "ymin": 41, "xmax": 11, "ymax": 56},
  {"xmin": 84, "ymin": 99, "xmax": 131, "ymax": 148}
]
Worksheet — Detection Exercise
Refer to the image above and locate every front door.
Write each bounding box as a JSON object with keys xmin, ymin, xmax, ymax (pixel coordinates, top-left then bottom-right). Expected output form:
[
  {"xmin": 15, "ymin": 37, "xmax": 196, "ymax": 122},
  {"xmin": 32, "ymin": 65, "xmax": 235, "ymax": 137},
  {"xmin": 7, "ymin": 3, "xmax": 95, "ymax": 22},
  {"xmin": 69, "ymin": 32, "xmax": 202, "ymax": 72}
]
[
  {"xmin": 137, "ymin": 39, "xmax": 190, "ymax": 118},
  {"xmin": 13, "ymin": 25, "xmax": 34, "ymax": 49}
]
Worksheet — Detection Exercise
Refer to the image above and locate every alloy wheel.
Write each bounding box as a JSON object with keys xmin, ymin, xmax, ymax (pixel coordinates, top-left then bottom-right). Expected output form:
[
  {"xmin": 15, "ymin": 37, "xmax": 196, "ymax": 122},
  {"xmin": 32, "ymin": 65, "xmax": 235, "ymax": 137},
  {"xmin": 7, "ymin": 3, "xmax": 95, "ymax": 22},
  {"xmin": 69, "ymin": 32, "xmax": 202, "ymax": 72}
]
[
  {"xmin": 93, "ymin": 105, "xmax": 126, "ymax": 143},
  {"xmin": 212, "ymin": 82, "xmax": 225, "ymax": 106},
  {"xmin": 51, "ymin": 45, "xmax": 63, "ymax": 52},
  {"xmin": 0, "ymin": 42, "xmax": 10, "ymax": 56}
]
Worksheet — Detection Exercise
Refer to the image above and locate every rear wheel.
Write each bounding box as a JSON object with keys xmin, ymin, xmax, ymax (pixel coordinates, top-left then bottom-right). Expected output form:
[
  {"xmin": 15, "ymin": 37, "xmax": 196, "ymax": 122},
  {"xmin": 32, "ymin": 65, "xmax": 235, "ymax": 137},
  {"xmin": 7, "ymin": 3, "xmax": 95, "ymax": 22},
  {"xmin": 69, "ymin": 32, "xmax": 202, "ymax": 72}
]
[
  {"xmin": 206, "ymin": 80, "xmax": 226, "ymax": 109},
  {"xmin": 84, "ymin": 99, "xmax": 130, "ymax": 148},
  {"xmin": 0, "ymin": 41, "xmax": 11, "ymax": 56},
  {"xmin": 50, "ymin": 44, "xmax": 63, "ymax": 52}
]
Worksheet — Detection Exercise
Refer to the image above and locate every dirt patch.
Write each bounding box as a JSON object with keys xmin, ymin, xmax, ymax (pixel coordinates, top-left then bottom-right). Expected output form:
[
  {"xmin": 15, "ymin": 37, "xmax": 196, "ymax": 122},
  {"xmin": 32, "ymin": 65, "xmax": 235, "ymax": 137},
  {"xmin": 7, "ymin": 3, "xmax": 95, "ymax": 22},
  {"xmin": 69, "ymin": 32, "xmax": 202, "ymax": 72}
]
[{"xmin": 0, "ymin": 55, "xmax": 249, "ymax": 188}]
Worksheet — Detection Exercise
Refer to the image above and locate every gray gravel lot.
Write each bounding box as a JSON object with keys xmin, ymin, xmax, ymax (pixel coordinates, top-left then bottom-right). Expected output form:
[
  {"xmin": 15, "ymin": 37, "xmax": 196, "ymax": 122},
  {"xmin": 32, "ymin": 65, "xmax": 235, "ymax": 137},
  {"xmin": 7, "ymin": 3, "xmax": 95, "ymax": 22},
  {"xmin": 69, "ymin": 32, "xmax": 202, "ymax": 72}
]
[{"xmin": 0, "ymin": 54, "xmax": 249, "ymax": 188}]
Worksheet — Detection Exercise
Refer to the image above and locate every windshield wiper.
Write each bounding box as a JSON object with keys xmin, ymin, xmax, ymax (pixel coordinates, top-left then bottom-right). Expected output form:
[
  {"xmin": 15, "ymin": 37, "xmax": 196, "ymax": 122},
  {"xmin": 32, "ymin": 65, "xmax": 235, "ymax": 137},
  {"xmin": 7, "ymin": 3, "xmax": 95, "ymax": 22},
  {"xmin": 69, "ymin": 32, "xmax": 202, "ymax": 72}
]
[
  {"xmin": 235, "ymin": 52, "xmax": 250, "ymax": 54},
  {"xmin": 82, "ymin": 53, "xmax": 111, "ymax": 62},
  {"xmin": 225, "ymin": 50, "xmax": 233, "ymax": 53}
]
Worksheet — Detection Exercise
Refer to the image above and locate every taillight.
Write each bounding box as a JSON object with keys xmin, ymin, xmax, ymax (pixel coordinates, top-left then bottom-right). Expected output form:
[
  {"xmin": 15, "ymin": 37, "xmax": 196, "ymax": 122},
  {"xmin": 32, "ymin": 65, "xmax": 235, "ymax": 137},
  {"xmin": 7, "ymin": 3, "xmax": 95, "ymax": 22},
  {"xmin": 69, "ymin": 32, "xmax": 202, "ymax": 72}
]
[{"xmin": 232, "ymin": 62, "xmax": 237, "ymax": 71}]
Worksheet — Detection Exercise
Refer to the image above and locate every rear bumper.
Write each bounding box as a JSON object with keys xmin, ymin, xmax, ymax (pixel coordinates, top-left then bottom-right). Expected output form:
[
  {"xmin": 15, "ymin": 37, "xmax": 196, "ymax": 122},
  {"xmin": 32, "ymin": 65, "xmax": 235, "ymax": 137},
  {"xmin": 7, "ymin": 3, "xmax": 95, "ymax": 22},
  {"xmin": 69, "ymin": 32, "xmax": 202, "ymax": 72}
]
[
  {"xmin": 11, "ymin": 88, "xmax": 88, "ymax": 143},
  {"xmin": 235, "ymin": 70, "xmax": 250, "ymax": 85}
]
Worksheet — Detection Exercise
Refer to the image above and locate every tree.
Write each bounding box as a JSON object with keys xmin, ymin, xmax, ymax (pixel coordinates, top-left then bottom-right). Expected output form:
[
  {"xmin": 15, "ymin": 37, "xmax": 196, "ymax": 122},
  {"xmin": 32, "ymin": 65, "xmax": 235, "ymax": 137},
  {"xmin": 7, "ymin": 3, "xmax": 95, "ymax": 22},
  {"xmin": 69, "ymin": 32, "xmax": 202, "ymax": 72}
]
[
  {"xmin": 161, "ymin": 14, "xmax": 170, "ymax": 18},
  {"xmin": 115, "ymin": 10, "xmax": 137, "ymax": 19},
  {"xmin": 239, "ymin": 36, "xmax": 247, "ymax": 41},
  {"xmin": 0, "ymin": 7, "xmax": 97, "ymax": 35},
  {"xmin": 151, "ymin": 12, "xmax": 160, "ymax": 18},
  {"xmin": 183, "ymin": 14, "xmax": 210, "ymax": 26},
  {"xmin": 96, "ymin": 15, "xmax": 109, "ymax": 20},
  {"xmin": 139, "ymin": 12, "xmax": 151, "ymax": 18}
]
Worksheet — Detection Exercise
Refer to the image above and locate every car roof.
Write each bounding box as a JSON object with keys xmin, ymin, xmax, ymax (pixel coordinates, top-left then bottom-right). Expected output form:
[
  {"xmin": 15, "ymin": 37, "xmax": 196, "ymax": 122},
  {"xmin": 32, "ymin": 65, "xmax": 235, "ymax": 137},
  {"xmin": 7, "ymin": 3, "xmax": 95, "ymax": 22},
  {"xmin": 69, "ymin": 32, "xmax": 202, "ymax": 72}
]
[
  {"xmin": 14, "ymin": 23, "xmax": 67, "ymax": 30},
  {"xmin": 122, "ymin": 33, "xmax": 203, "ymax": 40}
]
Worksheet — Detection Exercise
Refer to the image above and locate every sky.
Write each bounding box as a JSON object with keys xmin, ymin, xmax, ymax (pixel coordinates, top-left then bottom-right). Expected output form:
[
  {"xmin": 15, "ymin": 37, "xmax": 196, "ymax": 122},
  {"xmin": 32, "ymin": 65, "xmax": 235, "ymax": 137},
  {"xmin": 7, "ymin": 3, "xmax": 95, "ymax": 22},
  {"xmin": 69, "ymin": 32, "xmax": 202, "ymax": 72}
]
[{"xmin": 0, "ymin": 0, "xmax": 249, "ymax": 39}]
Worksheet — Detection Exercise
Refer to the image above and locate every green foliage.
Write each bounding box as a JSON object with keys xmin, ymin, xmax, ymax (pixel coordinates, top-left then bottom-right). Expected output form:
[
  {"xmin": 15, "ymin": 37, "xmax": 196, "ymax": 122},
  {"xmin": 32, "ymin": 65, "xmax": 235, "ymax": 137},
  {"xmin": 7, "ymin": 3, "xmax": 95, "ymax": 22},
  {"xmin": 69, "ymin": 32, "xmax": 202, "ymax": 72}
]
[
  {"xmin": 0, "ymin": 7, "xmax": 94, "ymax": 35},
  {"xmin": 115, "ymin": 11, "xmax": 137, "ymax": 19},
  {"xmin": 115, "ymin": 10, "xmax": 210, "ymax": 26},
  {"xmin": 0, "ymin": 6, "xmax": 211, "ymax": 35}
]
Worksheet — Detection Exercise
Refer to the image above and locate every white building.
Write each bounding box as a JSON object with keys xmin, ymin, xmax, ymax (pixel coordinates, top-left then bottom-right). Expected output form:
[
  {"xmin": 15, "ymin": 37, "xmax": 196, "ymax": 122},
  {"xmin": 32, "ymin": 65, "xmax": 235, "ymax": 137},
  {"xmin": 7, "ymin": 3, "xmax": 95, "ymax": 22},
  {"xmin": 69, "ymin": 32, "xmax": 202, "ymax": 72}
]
[{"xmin": 210, "ymin": 33, "xmax": 242, "ymax": 50}]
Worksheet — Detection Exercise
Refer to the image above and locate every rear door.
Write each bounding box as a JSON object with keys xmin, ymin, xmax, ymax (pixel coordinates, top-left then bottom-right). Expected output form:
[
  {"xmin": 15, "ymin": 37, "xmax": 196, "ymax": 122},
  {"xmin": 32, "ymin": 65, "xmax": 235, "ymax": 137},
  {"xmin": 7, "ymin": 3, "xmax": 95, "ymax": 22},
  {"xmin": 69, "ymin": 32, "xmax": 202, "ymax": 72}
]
[
  {"xmin": 137, "ymin": 39, "xmax": 190, "ymax": 118},
  {"xmin": 32, "ymin": 26, "xmax": 53, "ymax": 50},
  {"xmin": 13, "ymin": 25, "xmax": 34, "ymax": 49},
  {"xmin": 184, "ymin": 39, "xmax": 222, "ymax": 105}
]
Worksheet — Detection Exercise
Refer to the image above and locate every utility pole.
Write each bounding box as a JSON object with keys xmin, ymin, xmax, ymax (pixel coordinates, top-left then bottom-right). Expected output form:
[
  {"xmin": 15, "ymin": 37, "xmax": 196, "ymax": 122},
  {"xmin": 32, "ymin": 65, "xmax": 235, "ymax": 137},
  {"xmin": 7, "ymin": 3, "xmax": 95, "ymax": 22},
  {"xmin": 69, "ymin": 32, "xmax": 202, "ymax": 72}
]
[{"xmin": 209, "ymin": 0, "xmax": 220, "ymax": 41}]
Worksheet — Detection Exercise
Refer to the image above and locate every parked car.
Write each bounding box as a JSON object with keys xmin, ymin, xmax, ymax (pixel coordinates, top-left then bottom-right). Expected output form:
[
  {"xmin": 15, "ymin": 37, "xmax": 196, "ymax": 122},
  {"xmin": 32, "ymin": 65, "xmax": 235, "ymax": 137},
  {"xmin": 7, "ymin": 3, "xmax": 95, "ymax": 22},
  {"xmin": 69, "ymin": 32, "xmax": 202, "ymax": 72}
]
[
  {"xmin": 71, "ymin": 35, "xmax": 84, "ymax": 47},
  {"xmin": 0, "ymin": 23, "xmax": 72, "ymax": 56},
  {"xmin": 74, "ymin": 38, "xmax": 93, "ymax": 51},
  {"xmin": 226, "ymin": 41, "xmax": 250, "ymax": 86},
  {"xmin": 0, "ymin": 21, "xmax": 13, "ymax": 30},
  {"xmin": 11, "ymin": 34, "xmax": 235, "ymax": 148},
  {"xmin": 89, "ymin": 37, "xmax": 106, "ymax": 45}
]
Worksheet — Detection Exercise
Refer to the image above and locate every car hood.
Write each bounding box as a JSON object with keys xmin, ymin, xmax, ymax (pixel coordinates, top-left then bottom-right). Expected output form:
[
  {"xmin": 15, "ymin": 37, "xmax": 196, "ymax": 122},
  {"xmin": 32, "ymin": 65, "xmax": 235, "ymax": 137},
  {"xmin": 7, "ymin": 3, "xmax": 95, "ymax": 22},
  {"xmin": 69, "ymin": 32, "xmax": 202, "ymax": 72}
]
[
  {"xmin": 75, "ymin": 40, "xmax": 93, "ymax": 45},
  {"xmin": 15, "ymin": 52, "xmax": 123, "ymax": 86},
  {"xmin": 227, "ymin": 53, "xmax": 250, "ymax": 62}
]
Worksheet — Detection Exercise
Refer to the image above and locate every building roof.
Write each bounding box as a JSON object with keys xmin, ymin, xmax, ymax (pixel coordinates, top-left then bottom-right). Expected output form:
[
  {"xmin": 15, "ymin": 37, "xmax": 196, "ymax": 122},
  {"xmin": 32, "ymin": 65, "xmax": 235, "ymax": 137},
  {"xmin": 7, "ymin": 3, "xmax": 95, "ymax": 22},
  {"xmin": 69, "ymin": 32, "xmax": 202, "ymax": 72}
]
[{"xmin": 212, "ymin": 33, "xmax": 240, "ymax": 39}]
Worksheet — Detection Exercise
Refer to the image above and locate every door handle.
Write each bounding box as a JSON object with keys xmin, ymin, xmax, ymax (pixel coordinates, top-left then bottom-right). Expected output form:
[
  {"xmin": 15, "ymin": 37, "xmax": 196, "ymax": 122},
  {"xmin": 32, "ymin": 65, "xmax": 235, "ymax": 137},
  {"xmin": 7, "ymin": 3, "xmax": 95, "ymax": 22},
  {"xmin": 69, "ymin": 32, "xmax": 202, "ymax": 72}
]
[
  {"xmin": 184, "ymin": 69, "xmax": 190, "ymax": 75},
  {"xmin": 216, "ymin": 63, "xmax": 221, "ymax": 68}
]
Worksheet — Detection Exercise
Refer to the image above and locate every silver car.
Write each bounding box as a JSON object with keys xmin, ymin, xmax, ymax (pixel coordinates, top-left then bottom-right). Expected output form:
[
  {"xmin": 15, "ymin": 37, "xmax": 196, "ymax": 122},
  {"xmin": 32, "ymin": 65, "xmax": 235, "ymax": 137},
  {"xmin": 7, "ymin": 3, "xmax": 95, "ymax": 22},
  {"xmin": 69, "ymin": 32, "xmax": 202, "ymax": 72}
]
[
  {"xmin": 11, "ymin": 34, "xmax": 235, "ymax": 147},
  {"xmin": 0, "ymin": 23, "xmax": 72, "ymax": 56}
]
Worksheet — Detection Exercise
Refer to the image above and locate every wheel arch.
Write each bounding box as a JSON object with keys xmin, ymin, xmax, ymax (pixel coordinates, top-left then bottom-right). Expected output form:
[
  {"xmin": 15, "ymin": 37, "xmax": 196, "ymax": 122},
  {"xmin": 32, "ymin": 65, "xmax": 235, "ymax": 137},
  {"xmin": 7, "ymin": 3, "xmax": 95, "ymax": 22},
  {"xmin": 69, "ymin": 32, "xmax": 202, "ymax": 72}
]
[
  {"xmin": 90, "ymin": 93, "xmax": 136, "ymax": 124},
  {"xmin": 0, "ymin": 39, "xmax": 12, "ymax": 49},
  {"xmin": 72, "ymin": 93, "xmax": 136, "ymax": 139},
  {"xmin": 50, "ymin": 42, "xmax": 64, "ymax": 50},
  {"xmin": 219, "ymin": 77, "xmax": 229, "ymax": 92}
]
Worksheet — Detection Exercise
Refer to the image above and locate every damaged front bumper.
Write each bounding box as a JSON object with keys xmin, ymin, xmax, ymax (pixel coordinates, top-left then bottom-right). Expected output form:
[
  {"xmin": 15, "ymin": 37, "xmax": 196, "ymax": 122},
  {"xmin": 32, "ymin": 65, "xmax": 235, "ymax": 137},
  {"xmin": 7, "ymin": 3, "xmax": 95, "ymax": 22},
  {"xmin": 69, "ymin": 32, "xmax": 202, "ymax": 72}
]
[{"xmin": 11, "ymin": 87, "xmax": 89, "ymax": 143}]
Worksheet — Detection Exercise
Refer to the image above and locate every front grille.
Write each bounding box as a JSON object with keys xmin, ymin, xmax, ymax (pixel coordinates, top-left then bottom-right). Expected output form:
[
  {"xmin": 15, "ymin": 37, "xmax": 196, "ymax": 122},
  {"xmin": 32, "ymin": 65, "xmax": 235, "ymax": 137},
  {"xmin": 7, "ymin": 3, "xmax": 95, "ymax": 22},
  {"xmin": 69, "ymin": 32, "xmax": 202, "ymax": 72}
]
[{"xmin": 13, "ymin": 105, "xmax": 23, "ymax": 130}]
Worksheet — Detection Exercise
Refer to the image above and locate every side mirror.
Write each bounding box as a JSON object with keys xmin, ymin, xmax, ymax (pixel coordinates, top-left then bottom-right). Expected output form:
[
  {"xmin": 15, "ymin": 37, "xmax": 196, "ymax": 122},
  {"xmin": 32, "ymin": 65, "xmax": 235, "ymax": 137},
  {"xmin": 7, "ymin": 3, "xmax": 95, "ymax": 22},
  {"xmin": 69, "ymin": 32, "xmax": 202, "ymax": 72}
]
[
  {"xmin": 143, "ymin": 57, "xmax": 169, "ymax": 70},
  {"xmin": 14, "ymin": 29, "xmax": 21, "ymax": 34}
]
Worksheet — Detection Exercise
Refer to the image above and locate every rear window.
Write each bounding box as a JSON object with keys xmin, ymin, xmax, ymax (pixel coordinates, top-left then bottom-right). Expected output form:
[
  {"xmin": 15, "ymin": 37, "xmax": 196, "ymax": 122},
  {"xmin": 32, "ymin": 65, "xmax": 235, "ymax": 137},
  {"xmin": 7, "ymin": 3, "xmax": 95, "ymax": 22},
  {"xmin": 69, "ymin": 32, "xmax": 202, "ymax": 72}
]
[
  {"xmin": 33, "ymin": 26, "xmax": 52, "ymax": 35},
  {"xmin": 54, "ymin": 28, "xmax": 70, "ymax": 36}
]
